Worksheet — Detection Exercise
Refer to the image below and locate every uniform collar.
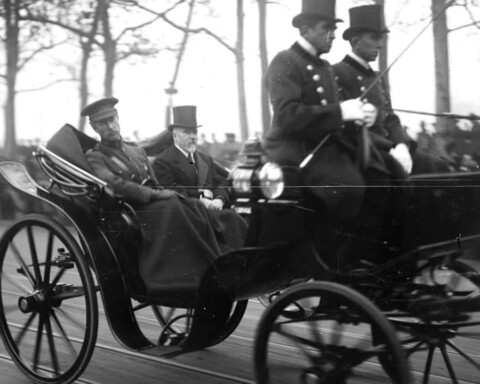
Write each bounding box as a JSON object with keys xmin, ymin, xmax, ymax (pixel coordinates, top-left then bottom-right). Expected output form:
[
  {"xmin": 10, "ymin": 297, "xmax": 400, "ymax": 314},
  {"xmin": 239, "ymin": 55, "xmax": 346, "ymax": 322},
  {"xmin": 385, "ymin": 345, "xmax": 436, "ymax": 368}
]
[
  {"xmin": 101, "ymin": 139, "xmax": 123, "ymax": 149},
  {"xmin": 348, "ymin": 52, "xmax": 372, "ymax": 70},
  {"xmin": 297, "ymin": 35, "xmax": 318, "ymax": 57}
]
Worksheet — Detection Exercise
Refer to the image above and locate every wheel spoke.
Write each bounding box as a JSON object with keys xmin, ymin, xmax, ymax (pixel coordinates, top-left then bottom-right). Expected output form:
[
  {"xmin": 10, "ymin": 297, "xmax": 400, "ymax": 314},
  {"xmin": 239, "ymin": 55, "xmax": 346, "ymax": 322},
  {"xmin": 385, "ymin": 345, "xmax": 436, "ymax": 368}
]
[
  {"xmin": 1, "ymin": 272, "xmax": 31, "ymax": 294},
  {"xmin": 50, "ymin": 309, "xmax": 78, "ymax": 362},
  {"xmin": 422, "ymin": 345, "xmax": 435, "ymax": 384},
  {"xmin": 405, "ymin": 340, "xmax": 427, "ymax": 358},
  {"xmin": 9, "ymin": 241, "xmax": 36, "ymax": 289},
  {"xmin": 439, "ymin": 344, "xmax": 459, "ymax": 384},
  {"xmin": 43, "ymin": 231, "xmax": 55, "ymax": 288},
  {"xmin": 45, "ymin": 315, "xmax": 60, "ymax": 375},
  {"xmin": 45, "ymin": 268, "xmax": 68, "ymax": 296},
  {"xmin": 14, "ymin": 312, "xmax": 37, "ymax": 347},
  {"xmin": 53, "ymin": 306, "xmax": 87, "ymax": 331},
  {"xmin": 26, "ymin": 226, "xmax": 43, "ymax": 287},
  {"xmin": 33, "ymin": 314, "xmax": 45, "ymax": 372},
  {"xmin": 445, "ymin": 338, "xmax": 480, "ymax": 370}
]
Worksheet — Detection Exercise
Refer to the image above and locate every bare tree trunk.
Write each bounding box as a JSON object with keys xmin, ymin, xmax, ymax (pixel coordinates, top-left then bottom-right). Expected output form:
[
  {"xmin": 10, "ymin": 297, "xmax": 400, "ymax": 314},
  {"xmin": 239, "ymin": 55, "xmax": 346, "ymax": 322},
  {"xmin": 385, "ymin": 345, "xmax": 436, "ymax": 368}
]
[
  {"xmin": 432, "ymin": 0, "xmax": 451, "ymax": 135},
  {"xmin": 258, "ymin": 0, "xmax": 270, "ymax": 135},
  {"xmin": 99, "ymin": 0, "xmax": 115, "ymax": 97},
  {"xmin": 78, "ymin": 10, "xmax": 100, "ymax": 131},
  {"xmin": 4, "ymin": 0, "xmax": 19, "ymax": 159},
  {"xmin": 236, "ymin": 0, "xmax": 249, "ymax": 141},
  {"xmin": 374, "ymin": 0, "xmax": 389, "ymax": 93}
]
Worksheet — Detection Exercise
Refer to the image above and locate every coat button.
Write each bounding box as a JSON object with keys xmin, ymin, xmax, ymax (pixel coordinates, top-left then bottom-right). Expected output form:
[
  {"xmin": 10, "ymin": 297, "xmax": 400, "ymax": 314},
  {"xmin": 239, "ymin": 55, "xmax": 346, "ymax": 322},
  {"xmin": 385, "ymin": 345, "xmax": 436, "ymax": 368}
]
[
  {"xmin": 357, "ymin": 75, "xmax": 363, "ymax": 81},
  {"xmin": 316, "ymin": 87, "xmax": 324, "ymax": 93},
  {"xmin": 360, "ymin": 86, "xmax": 366, "ymax": 92},
  {"xmin": 313, "ymin": 74, "xmax": 321, "ymax": 81},
  {"xmin": 321, "ymin": 99, "xmax": 328, "ymax": 106},
  {"xmin": 307, "ymin": 65, "xmax": 314, "ymax": 71}
]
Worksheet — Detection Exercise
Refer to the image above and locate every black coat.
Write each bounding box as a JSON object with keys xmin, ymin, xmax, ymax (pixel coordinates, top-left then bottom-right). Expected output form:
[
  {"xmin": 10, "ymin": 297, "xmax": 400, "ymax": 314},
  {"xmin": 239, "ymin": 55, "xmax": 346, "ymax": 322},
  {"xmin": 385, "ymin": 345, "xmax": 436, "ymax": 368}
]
[
  {"xmin": 264, "ymin": 43, "xmax": 365, "ymax": 218},
  {"xmin": 152, "ymin": 145, "xmax": 248, "ymax": 249},
  {"xmin": 86, "ymin": 141, "xmax": 225, "ymax": 298},
  {"xmin": 152, "ymin": 145, "xmax": 230, "ymax": 204},
  {"xmin": 332, "ymin": 55, "xmax": 410, "ymax": 147}
]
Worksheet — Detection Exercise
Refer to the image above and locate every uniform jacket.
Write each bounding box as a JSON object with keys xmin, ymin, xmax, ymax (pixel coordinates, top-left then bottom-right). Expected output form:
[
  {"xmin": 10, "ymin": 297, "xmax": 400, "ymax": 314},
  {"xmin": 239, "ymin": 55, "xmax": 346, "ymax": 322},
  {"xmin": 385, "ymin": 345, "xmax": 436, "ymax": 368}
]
[
  {"xmin": 152, "ymin": 145, "xmax": 230, "ymax": 205},
  {"xmin": 86, "ymin": 141, "xmax": 158, "ymax": 204},
  {"xmin": 333, "ymin": 55, "xmax": 409, "ymax": 146},
  {"xmin": 266, "ymin": 42, "xmax": 343, "ymax": 145}
]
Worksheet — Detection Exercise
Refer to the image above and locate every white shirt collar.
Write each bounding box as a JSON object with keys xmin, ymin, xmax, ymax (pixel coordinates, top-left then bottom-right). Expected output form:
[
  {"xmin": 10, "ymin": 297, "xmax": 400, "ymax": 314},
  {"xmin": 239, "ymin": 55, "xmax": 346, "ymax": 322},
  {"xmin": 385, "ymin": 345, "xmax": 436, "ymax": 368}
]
[
  {"xmin": 175, "ymin": 144, "xmax": 194, "ymax": 162},
  {"xmin": 297, "ymin": 35, "xmax": 318, "ymax": 57},
  {"xmin": 348, "ymin": 52, "xmax": 372, "ymax": 70}
]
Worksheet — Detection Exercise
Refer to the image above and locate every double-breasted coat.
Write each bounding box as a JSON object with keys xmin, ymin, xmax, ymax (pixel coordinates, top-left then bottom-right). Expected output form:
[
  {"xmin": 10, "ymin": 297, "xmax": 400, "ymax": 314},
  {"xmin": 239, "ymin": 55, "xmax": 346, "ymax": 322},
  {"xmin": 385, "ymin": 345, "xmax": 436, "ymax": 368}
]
[
  {"xmin": 152, "ymin": 145, "xmax": 248, "ymax": 249},
  {"xmin": 333, "ymin": 55, "xmax": 449, "ymax": 174},
  {"xmin": 332, "ymin": 55, "xmax": 409, "ymax": 147},
  {"xmin": 86, "ymin": 141, "xmax": 225, "ymax": 298},
  {"xmin": 265, "ymin": 42, "xmax": 365, "ymax": 218}
]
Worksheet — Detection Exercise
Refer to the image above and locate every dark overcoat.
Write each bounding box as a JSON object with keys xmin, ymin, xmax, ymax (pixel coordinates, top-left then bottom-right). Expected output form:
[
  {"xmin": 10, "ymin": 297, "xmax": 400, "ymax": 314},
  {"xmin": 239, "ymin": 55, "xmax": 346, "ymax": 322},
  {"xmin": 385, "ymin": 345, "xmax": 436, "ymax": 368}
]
[
  {"xmin": 332, "ymin": 55, "xmax": 409, "ymax": 147},
  {"xmin": 265, "ymin": 42, "xmax": 365, "ymax": 218},
  {"xmin": 333, "ymin": 55, "xmax": 449, "ymax": 174},
  {"xmin": 86, "ymin": 142, "xmax": 224, "ymax": 298},
  {"xmin": 152, "ymin": 145, "xmax": 229, "ymax": 203},
  {"xmin": 152, "ymin": 145, "xmax": 248, "ymax": 249}
]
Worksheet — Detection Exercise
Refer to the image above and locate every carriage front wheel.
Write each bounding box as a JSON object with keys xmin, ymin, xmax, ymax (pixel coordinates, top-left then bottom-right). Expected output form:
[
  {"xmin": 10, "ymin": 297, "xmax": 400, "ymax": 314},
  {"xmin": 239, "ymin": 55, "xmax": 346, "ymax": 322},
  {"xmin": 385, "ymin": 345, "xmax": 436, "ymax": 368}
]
[
  {"xmin": 0, "ymin": 214, "xmax": 98, "ymax": 384},
  {"xmin": 254, "ymin": 281, "xmax": 410, "ymax": 384}
]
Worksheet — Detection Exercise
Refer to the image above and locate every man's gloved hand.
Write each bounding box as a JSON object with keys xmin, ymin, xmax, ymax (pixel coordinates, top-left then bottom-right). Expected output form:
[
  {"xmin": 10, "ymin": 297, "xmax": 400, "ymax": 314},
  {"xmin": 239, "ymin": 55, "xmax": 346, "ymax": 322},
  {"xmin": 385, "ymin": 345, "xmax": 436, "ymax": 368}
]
[
  {"xmin": 200, "ymin": 196, "xmax": 214, "ymax": 209},
  {"xmin": 389, "ymin": 143, "xmax": 413, "ymax": 174},
  {"xmin": 211, "ymin": 198, "xmax": 224, "ymax": 211},
  {"xmin": 362, "ymin": 103, "xmax": 378, "ymax": 128},
  {"xmin": 340, "ymin": 99, "xmax": 365, "ymax": 122},
  {"xmin": 199, "ymin": 189, "xmax": 213, "ymax": 200}
]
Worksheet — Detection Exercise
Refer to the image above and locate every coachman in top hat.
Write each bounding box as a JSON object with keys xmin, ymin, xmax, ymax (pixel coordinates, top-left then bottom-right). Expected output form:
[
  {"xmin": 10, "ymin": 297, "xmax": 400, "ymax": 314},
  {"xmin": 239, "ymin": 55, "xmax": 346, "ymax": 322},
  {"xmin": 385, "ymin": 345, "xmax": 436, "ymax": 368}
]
[
  {"xmin": 333, "ymin": 4, "xmax": 449, "ymax": 175},
  {"xmin": 264, "ymin": 0, "xmax": 378, "ymax": 219}
]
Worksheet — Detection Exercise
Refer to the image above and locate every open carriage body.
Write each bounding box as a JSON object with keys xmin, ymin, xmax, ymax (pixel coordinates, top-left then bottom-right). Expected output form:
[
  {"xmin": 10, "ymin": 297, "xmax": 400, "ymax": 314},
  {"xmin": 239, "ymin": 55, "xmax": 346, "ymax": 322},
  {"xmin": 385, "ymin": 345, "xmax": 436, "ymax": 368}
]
[{"xmin": 0, "ymin": 125, "xmax": 321, "ymax": 384}]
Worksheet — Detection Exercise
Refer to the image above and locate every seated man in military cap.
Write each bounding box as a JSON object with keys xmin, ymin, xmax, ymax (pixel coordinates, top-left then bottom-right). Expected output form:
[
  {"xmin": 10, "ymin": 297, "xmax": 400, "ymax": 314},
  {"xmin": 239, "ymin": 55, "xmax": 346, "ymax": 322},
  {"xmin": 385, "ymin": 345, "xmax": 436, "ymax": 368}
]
[
  {"xmin": 82, "ymin": 97, "xmax": 232, "ymax": 297},
  {"xmin": 152, "ymin": 105, "xmax": 247, "ymax": 249}
]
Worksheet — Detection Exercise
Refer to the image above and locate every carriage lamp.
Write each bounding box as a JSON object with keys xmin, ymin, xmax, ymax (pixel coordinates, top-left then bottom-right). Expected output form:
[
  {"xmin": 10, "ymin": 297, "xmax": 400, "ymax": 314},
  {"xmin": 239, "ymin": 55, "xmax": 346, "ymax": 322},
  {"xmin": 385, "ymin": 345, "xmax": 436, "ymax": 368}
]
[
  {"xmin": 259, "ymin": 162, "xmax": 284, "ymax": 199},
  {"xmin": 231, "ymin": 166, "xmax": 255, "ymax": 193}
]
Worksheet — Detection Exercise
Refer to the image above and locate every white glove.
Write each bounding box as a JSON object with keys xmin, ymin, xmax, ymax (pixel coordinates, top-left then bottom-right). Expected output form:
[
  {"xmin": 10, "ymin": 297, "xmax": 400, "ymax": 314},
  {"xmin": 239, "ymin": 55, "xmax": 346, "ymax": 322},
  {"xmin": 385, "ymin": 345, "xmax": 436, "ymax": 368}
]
[
  {"xmin": 199, "ymin": 189, "xmax": 213, "ymax": 200},
  {"xmin": 362, "ymin": 103, "xmax": 378, "ymax": 128},
  {"xmin": 211, "ymin": 198, "xmax": 224, "ymax": 211},
  {"xmin": 389, "ymin": 143, "xmax": 412, "ymax": 174},
  {"xmin": 200, "ymin": 196, "xmax": 214, "ymax": 209},
  {"xmin": 340, "ymin": 99, "xmax": 365, "ymax": 122}
]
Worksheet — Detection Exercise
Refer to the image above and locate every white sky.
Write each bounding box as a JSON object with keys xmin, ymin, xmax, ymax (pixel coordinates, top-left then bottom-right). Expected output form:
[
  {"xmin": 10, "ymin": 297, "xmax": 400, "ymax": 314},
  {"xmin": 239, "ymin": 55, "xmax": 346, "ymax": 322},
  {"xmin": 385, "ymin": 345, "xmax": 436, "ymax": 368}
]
[{"xmin": 1, "ymin": 0, "xmax": 479, "ymax": 147}]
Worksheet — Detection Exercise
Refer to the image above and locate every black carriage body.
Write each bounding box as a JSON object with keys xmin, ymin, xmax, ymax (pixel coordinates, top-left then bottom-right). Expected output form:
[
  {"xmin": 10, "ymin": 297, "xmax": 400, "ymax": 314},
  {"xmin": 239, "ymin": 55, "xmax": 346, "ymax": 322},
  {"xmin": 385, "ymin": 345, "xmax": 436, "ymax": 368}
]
[{"xmin": 0, "ymin": 124, "xmax": 315, "ymax": 355}]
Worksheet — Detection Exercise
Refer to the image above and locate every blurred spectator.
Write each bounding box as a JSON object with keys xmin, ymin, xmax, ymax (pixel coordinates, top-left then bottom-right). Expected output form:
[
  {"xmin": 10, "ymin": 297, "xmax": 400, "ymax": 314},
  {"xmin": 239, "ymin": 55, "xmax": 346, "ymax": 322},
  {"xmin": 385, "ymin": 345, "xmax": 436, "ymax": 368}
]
[
  {"xmin": 218, "ymin": 133, "xmax": 242, "ymax": 169},
  {"xmin": 210, "ymin": 133, "xmax": 221, "ymax": 160},
  {"xmin": 197, "ymin": 132, "xmax": 212, "ymax": 156}
]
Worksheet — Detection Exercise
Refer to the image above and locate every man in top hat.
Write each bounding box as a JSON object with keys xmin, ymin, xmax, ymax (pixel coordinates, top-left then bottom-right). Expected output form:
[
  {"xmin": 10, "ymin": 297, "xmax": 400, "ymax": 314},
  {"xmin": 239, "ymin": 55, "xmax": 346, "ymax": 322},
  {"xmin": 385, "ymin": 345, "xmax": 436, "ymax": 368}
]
[
  {"xmin": 332, "ymin": 4, "xmax": 414, "ymax": 175},
  {"xmin": 152, "ymin": 105, "xmax": 248, "ymax": 249},
  {"xmin": 82, "ymin": 98, "xmax": 232, "ymax": 300},
  {"xmin": 333, "ymin": 4, "xmax": 449, "ymax": 174},
  {"xmin": 264, "ymin": 0, "xmax": 379, "ymax": 220}
]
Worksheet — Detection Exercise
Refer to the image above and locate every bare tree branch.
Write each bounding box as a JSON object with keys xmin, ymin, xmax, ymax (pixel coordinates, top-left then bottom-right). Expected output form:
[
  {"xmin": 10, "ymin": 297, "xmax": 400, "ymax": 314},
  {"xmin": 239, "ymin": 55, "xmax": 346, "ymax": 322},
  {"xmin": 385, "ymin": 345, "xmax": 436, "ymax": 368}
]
[
  {"xmin": 17, "ymin": 78, "xmax": 77, "ymax": 93},
  {"xmin": 115, "ymin": 14, "xmax": 163, "ymax": 41},
  {"xmin": 128, "ymin": 0, "xmax": 237, "ymax": 55},
  {"xmin": 17, "ymin": 39, "xmax": 69, "ymax": 72}
]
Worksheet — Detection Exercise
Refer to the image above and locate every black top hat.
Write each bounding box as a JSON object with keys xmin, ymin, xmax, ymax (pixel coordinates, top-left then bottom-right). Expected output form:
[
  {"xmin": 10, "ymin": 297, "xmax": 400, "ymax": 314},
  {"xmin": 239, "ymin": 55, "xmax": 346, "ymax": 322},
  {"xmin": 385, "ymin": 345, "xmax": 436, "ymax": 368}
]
[
  {"xmin": 292, "ymin": 0, "xmax": 342, "ymax": 28},
  {"xmin": 80, "ymin": 97, "xmax": 119, "ymax": 122},
  {"xmin": 343, "ymin": 5, "xmax": 389, "ymax": 40},
  {"xmin": 168, "ymin": 105, "xmax": 202, "ymax": 131}
]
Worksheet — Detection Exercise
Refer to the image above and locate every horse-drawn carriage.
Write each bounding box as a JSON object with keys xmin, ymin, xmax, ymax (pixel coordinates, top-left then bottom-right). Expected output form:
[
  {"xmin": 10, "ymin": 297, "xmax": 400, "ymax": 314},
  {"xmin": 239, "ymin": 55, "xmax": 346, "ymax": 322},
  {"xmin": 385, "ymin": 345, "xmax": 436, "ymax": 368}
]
[{"xmin": 0, "ymin": 125, "xmax": 478, "ymax": 384}]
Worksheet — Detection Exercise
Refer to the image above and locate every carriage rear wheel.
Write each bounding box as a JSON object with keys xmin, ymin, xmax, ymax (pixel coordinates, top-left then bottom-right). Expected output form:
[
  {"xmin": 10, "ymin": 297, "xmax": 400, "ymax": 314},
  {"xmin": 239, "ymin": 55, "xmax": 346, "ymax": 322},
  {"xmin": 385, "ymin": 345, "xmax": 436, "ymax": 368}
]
[
  {"xmin": 151, "ymin": 299, "xmax": 248, "ymax": 347},
  {"xmin": 387, "ymin": 259, "xmax": 480, "ymax": 384},
  {"xmin": 254, "ymin": 281, "xmax": 410, "ymax": 384},
  {"xmin": 0, "ymin": 214, "xmax": 98, "ymax": 384}
]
